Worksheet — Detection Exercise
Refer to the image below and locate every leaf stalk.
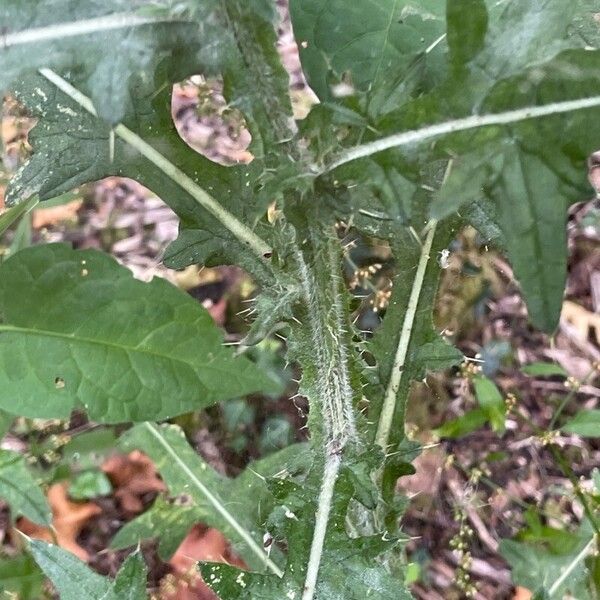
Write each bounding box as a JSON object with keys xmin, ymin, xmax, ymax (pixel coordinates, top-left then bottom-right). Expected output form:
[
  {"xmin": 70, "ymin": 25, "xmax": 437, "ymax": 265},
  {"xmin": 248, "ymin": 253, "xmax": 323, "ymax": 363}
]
[
  {"xmin": 375, "ymin": 219, "xmax": 438, "ymax": 450},
  {"xmin": 323, "ymin": 95, "xmax": 600, "ymax": 172}
]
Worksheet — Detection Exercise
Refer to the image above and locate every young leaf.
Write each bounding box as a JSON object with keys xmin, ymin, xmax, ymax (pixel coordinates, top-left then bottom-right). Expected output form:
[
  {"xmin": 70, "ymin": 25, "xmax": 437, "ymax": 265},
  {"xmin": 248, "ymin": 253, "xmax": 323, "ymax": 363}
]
[
  {"xmin": 434, "ymin": 408, "xmax": 488, "ymax": 439},
  {"xmin": 562, "ymin": 410, "xmax": 600, "ymax": 437},
  {"xmin": 68, "ymin": 470, "xmax": 112, "ymax": 501},
  {"xmin": 521, "ymin": 362, "xmax": 568, "ymax": 377},
  {"xmin": 473, "ymin": 375, "xmax": 505, "ymax": 433},
  {"xmin": 0, "ymin": 244, "xmax": 274, "ymax": 422},
  {"xmin": 0, "ymin": 449, "xmax": 51, "ymax": 525}
]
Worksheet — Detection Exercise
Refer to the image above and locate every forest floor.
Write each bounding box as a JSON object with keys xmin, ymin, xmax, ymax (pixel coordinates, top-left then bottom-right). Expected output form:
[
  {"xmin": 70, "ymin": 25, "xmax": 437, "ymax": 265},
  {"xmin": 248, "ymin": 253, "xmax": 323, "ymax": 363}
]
[{"xmin": 1, "ymin": 3, "xmax": 600, "ymax": 599}]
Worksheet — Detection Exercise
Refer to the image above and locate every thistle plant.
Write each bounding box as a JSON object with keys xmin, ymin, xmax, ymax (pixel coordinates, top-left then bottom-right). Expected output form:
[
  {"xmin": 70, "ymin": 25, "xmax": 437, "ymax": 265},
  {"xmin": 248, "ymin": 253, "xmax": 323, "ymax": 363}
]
[{"xmin": 0, "ymin": 1, "xmax": 599, "ymax": 598}]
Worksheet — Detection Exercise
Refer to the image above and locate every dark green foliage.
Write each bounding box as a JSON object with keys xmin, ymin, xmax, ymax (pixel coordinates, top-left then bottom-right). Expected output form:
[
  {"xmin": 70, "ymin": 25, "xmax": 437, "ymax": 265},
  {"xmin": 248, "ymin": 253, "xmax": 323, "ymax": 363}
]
[{"xmin": 1, "ymin": 1, "xmax": 599, "ymax": 597}]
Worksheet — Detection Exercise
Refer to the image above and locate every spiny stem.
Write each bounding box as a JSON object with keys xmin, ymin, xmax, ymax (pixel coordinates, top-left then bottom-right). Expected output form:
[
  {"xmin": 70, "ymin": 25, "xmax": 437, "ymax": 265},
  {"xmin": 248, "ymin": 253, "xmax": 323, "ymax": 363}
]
[
  {"xmin": 39, "ymin": 68, "xmax": 272, "ymax": 260},
  {"xmin": 295, "ymin": 232, "xmax": 357, "ymax": 599},
  {"xmin": 375, "ymin": 219, "xmax": 438, "ymax": 450},
  {"xmin": 322, "ymin": 95, "xmax": 600, "ymax": 173},
  {"xmin": 143, "ymin": 422, "xmax": 283, "ymax": 577},
  {"xmin": 2, "ymin": 12, "xmax": 190, "ymax": 48}
]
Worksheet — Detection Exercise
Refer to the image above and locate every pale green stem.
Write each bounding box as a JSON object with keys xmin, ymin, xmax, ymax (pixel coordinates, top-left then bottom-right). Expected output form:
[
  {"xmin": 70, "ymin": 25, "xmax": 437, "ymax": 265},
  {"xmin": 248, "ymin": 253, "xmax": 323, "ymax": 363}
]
[
  {"xmin": 38, "ymin": 68, "xmax": 272, "ymax": 260},
  {"xmin": 301, "ymin": 454, "xmax": 342, "ymax": 600},
  {"xmin": 375, "ymin": 219, "xmax": 438, "ymax": 450},
  {"xmin": 3, "ymin": 12, "xmax": 189, "ymax": 48},
  {"xmin": 143, "ymin": 422, "xmax": 283, "ymax": 577},
  {"xmin": 323, "ymin": 95, "xmax": 600, "ymax": 173}
]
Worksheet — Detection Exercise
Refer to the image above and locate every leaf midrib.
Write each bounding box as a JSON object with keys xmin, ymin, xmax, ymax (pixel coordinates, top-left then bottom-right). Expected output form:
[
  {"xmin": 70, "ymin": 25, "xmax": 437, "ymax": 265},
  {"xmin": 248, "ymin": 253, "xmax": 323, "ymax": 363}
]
[
  {"xmin": 0, "ymin": 323, "xmax": 215, "ymax": 368},
  {"xmin": 370, "ymin": 0, "xmax": 401, "ymax": 87},
  {"xmin": 142, "ymin": 423, "xmax": 284, "ymax": 577}
]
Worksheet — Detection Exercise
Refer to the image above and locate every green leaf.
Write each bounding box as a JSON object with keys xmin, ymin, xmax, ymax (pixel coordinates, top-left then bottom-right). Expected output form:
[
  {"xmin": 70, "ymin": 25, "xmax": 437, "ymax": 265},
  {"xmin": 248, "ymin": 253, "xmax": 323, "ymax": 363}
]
[
  {"xmin": 4, "ymin": 2, "xmax": 294, "ymax": 275},
  {"xmin": 116, "ymin": 423, "xmax": 305, "ymax": 573},
  {"xmin": 370, "ymin": 218, "xmax": 463, "ymax": 449},
  {"xmin": 0, "ymin": 1, "xmax": 224, "ymax": 124},
  {"xmin": 475, "ymin": 1, "xmax": 580, "ymax": 80},
  {"xmin": 112, "ymin": 550, "xmax": 148, "ymax": 600},
  {"xmin": 0, "ymin": 410, "xmax": 14, "ymax": 440},
  {"xmin": 473, "ymin": 375, "xmax": 505, "ymax": 433},
  {"xmin": 501, "ymin": 522, "xmax": 596, "ymax": 599},
  {"xmin": 0, "ymin": 554, "xmax": 45, "ymax": 597},
  {"xmin": 289, "ymin": 0, "xmax": 446, "ymax": 110},
  {"xmin": 111, "ymin": 496, "xmax": 207, "ymax": 561},
  {"xmin": 200, "ymin": 465, "xmax": 412, "ymax": 599},
  {"xmin": 562, "ymin": 410, "xmax": 600, "ymax": 437},
  {"xmin": 447, "ymin": 0, "xmax": 488, "ymax": 69},
  {"xmin": 68, "ymin": 470, "xmax": 112, "ymax": 500},
  {"xmin": 430, "ymin": 151, "xmax": 504, "ymax": 219},
  {"xmin": 0, "ymin": 449, "xmax": 51, "ymax": 525},
  {"xmin": 486, "ymin": 147, "xmax": 569, "ymax": 332},
  {"xmin": 28, "ymin": 540, "xmax": 148, "ymax": 600},
  {"xmin": 28, "ymin": 539, "xmax": 115, "ymax": 600},
  {"xmin": 434, "ymin": 408, "xmax": 488, "ymax": 439},
  {"xmin": 63, "ymin": 429, "xmax": 118, "ymax": 470},
  {"xmin": 572, "ymin": 1, "xmax": 600, "ymax": 47},
  {"xmin": 522, "ymin": 362, "xmax": 568, "ymax": 377},
  {"xmin": 0, "ymin": 244, "xmax": 274, "ymax": 422}
]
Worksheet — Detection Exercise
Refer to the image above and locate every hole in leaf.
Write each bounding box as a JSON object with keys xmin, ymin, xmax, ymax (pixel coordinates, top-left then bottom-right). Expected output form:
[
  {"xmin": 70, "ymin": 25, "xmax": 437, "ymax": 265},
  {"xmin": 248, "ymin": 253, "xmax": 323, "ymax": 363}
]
[
  {"xmin": 54, "ymin": 377, "xmax": 65, "ymax": 389},
  {"xmin": 171, "ymin": 77, "xmax": 253, "ymax": 166}
]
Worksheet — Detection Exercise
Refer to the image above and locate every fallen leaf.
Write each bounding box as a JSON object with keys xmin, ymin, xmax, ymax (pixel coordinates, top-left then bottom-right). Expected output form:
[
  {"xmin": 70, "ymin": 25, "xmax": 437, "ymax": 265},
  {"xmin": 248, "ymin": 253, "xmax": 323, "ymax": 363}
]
[
  {"xmin": 561, "ymin": 300, "xmax": 600, "ymax": 342},
  {"xmin": 32, "ymin": 199, "xmax": 83, "ymax": 229},
  {"xmin": 17, "ymin": 482, "xmax": 101, "ymax": 561},
  {"xmin": 513, "ymin": 586, "xmax": 533, "ymax": 600},
  {"xmin": 159, "ymin": 525, "xmax": 246, "ymax": 600},
  {"xmin": 102, "ymin": 451, "xmax": 166, "ymax": 514}
]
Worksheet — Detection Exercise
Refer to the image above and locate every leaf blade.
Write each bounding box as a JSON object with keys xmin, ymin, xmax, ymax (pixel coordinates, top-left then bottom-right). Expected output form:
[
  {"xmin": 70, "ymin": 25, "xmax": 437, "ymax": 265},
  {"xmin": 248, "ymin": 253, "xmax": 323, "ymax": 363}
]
[{"xmin": 0, "ymin": 244, "xmax": 273, "ymax": 422}]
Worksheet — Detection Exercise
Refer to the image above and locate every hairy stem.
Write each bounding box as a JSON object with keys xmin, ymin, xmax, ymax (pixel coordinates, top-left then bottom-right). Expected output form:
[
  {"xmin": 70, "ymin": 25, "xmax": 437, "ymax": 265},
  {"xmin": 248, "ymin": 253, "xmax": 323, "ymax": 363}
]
[
  {"xmin": 322, "ymin": 95, "xmax": 600, "ymax": 173},
  {"xmin": 375, "ymin": 220, "xmax": 438, "ymax": 450},
  {"xmin": 294, "ymin": 232, "xmax": 357, "ymax": 599},
  {"xmin": 39, "ymin": 68, "xmax": 272, "ymax": 260}
]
